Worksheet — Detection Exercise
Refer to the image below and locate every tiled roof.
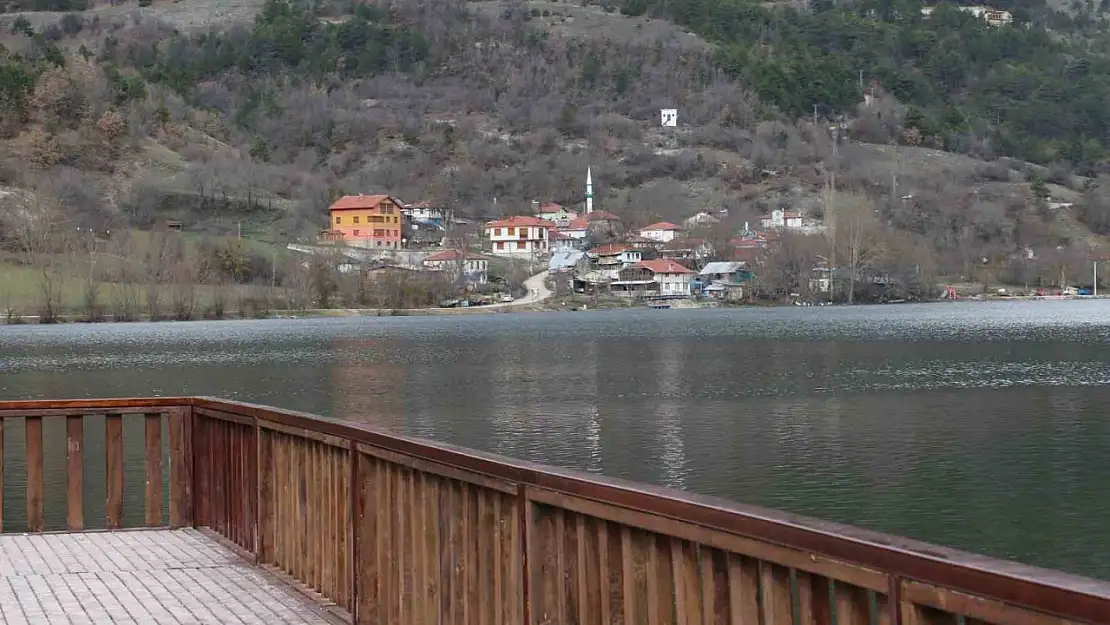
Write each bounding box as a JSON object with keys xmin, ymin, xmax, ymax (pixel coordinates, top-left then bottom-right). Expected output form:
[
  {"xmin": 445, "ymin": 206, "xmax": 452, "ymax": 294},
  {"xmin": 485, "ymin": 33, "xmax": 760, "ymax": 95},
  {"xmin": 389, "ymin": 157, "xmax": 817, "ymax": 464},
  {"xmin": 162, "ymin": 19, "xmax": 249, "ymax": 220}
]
[
  {"xmin": 587, "ymin": 210, "xmax": 620, "ymax": 221},
  {"xmin": 329, "ymin": 194, "xmax": 403, "ymax": 211},
  {"xmin": 639, "ymin": 221, "xmax": 682, "ymax": 231},
  {"xmin": 486, "ymin": 216, "xmax": 555, "ymax": 228},
  {"xmin": 635, "ymin": 259, "xmax": 695, "ymax": 274},
  {"xmin": 588, "ymin": 243, "xmax": 632, "ymax": 255},
  {"xmin": 564, "ymin": 217, "xmax": 590, "ymax": 230}
]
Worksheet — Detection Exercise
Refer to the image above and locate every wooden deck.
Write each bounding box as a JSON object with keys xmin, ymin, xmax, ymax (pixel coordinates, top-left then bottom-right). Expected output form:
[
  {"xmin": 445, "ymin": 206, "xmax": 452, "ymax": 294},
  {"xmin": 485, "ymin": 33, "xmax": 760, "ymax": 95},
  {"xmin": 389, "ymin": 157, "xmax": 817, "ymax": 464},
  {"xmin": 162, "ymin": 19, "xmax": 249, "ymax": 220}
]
[
  {"xmin": 0, "ymin": 397, "xmax": 1109, "ymax": 625},
  {"xmin": 0, "ymin": 528, "xmax": 342, "ymax": 625}
]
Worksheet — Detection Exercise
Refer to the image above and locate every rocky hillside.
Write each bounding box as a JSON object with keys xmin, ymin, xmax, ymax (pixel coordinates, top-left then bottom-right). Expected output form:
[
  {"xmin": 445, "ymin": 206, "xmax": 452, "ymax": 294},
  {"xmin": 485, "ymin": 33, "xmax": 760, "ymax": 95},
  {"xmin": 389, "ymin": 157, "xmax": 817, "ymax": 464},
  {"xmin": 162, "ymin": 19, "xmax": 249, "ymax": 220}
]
[{"xmin": 1, "ymin": 0, "xmax": 1110, "ymax": 288}]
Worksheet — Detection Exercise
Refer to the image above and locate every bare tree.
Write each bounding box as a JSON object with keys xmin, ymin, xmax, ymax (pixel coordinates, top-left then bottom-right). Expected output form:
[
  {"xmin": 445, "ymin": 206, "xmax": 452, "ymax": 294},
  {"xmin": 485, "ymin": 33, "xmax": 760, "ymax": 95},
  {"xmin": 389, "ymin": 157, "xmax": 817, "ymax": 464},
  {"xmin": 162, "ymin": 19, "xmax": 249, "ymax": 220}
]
[
  {"xmin": 833, "ymin": 194, "xmax": 886, "ymax": 304},
  {"xmin": 9, "ymin": 195, "xmax": 68, "ymax": 322}
]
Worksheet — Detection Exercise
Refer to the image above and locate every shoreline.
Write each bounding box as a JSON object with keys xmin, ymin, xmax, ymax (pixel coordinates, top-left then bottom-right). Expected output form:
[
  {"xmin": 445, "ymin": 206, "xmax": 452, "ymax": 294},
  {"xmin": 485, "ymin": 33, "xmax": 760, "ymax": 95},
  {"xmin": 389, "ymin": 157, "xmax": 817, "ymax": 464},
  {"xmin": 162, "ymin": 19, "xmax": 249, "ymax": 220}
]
[{"xmin": 4, "ymin": 293, "xmax": 1110, "ymax": 325}]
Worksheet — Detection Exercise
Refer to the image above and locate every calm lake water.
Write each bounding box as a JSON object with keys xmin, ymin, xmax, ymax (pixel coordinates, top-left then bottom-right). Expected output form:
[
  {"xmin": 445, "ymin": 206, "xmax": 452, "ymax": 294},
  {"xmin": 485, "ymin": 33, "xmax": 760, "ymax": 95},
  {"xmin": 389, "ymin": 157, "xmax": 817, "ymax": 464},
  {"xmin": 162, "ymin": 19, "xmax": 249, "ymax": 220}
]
[{"xmin": 2, "ymin": 301, "xmax": 1110, "ymax": 579}]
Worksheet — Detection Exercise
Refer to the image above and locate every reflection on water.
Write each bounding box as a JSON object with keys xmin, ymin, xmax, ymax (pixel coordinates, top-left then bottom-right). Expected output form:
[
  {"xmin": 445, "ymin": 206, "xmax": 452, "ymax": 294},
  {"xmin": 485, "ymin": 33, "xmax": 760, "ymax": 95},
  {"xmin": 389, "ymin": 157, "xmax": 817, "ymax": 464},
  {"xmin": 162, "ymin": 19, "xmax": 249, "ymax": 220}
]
[{"xmin": 2, "ymin": 300, "xmax": 1110, "ymax": 579}]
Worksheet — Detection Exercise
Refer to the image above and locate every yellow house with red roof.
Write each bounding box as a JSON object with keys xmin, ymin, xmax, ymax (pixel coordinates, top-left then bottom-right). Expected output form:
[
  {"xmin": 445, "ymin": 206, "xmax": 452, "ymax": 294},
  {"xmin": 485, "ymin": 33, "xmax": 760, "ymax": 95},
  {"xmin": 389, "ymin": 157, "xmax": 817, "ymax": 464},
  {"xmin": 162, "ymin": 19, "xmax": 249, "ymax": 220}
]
[{"xmin": 326, "ymin": 195, "xmax": 404, "ymax": 248}]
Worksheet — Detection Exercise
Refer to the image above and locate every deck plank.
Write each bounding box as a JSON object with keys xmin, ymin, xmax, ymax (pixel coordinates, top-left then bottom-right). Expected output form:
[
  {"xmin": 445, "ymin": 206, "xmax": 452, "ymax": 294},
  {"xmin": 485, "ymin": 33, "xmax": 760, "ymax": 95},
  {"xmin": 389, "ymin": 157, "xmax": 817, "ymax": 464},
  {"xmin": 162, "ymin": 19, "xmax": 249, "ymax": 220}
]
[{"xmin": 0, "ymin": 528, "xmax": 343, "ymax": 625}]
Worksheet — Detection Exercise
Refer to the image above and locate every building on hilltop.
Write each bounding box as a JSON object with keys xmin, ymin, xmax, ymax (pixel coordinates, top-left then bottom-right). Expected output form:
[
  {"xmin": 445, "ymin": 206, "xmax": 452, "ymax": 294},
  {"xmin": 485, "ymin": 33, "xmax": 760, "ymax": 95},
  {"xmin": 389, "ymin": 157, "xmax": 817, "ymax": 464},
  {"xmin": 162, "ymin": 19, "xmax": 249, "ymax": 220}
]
[
  {"xmin": 485, "ymin": 216, "xmax": 554, "ymax": 257},
  {"xmin": 325, "ymin": 194, "xmax": 404, "ymax": 249},
  {"xmin": 920, "ymin": 5, "xmax": 1012, "ymax": 26}
]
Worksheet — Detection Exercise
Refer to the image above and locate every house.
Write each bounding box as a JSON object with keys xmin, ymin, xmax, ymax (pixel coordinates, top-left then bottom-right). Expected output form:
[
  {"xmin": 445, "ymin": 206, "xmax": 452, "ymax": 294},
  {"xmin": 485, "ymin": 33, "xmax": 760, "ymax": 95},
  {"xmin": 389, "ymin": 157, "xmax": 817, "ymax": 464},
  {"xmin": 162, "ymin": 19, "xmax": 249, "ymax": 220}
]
[
  {"xmin": 327, "ymin": 195, "xmax": 404, "ymax": 249},
  {"xmin": 535, "ymin": 203, "xmax": 578, "ymax": 225},
  {"xmin": 548, "ymin": 250, "xmax": 587, "ymax": 274},
  {"xmin": 548, "ymin": 229, "xmax": 581, "ymax": 252},
  {"xmin": 760, "ymin": 209, "xmax": 804, "ymax": 230},
  {"xmin": 485, "ymin": 216, "xmax": 554, "ymax": 257},
  {"xmin": 697, "ymin": 261, "xmax": 753, "ymax": 301},
  {"xmin": 637, "ymin": 222, "xmax": 683, "ymax": 243},
  {"xmin": 612, "ymin": 259, "xmax": 694, "ymax": 298},
  {"xmin": 402, "ymin": 201, "xmax": 448, "ymax": 230},
  {"xmin": 558, "ymin": 217, "xmax": 591, "ymax": 242},
  {"xmin": 422, "ymin": 249, "xmax": 489, "ymax": 285},
  {"xmin": 660, "ymin": 238, "xmax": 715, "ymax": 263},
  {"xmin": 588, "ymin": 243, "xmax": 643, "ymax": 280}
]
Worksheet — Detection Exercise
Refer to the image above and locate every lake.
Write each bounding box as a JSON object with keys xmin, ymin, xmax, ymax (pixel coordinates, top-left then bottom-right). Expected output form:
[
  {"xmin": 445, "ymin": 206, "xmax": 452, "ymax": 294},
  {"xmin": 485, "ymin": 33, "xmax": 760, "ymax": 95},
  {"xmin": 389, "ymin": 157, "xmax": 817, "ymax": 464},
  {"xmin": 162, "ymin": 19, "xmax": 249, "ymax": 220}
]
[{"xmin": 2, "ymin": 300, "xmax": 1109, "ymax": 579}]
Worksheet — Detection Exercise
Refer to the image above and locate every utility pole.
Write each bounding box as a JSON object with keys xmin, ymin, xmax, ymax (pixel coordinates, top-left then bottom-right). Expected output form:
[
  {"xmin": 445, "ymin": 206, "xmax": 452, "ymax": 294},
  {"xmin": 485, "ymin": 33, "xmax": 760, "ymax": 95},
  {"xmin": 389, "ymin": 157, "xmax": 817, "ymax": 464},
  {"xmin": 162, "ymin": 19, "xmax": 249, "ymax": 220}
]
[
  {"xmin": 1094, "ymin": 260, "xmax": 1098, "ymax": 296},
  {"xmin": 813, "ymin": 104, "xmax": 818, "ymax": 127},
  {"xmin": 858, "ymin": 68, "xmax": 864, "ymax": 90},
  {"xmin": 237, "ymin": 222, "xmax": 242, "ymax": 240}
]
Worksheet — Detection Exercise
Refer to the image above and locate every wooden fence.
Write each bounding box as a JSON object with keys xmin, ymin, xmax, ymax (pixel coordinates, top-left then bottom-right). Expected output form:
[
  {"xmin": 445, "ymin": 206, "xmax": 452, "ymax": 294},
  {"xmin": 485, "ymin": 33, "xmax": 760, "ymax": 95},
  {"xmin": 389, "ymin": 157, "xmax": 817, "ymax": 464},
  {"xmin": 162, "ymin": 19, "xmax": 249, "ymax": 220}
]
[{"xmin": 0, "ymin": 397, "xmax": 1107, "ymax": 625}]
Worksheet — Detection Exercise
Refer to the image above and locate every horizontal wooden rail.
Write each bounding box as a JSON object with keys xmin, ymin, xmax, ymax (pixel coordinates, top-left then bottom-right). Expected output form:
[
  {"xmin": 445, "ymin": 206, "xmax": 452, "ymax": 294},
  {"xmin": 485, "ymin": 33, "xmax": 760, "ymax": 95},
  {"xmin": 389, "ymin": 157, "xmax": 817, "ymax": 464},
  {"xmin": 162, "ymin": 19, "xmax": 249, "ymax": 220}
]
[{"xmin": 1, "ymin": 397, "xmax": 1108, "ymax": 625}]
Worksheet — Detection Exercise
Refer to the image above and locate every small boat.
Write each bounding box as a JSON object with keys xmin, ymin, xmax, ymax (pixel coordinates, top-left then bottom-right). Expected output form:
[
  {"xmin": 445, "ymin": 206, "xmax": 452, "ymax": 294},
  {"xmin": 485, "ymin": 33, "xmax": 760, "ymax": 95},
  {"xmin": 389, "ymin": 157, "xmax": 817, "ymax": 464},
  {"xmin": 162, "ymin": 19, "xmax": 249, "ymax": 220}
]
[{"xmin": 646, "ymin": 302, "xmax": 671, "ymax": 309}]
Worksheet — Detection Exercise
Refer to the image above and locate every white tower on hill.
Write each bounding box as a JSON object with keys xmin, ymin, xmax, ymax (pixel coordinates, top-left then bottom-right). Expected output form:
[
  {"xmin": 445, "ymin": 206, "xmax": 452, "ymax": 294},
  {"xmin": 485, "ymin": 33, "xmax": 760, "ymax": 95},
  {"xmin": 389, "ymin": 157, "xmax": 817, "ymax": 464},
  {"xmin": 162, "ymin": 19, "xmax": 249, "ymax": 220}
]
[{"xmin": 586, "ymin": 167, "xmax": 594, "ymax": 214}]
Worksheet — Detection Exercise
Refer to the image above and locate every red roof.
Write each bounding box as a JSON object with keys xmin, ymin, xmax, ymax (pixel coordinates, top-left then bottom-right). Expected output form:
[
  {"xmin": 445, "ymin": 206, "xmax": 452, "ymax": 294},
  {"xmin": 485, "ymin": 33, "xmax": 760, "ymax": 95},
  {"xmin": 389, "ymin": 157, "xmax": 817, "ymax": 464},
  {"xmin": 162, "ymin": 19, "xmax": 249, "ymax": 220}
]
[
  {"xmin": 538, "ymin": 202, "xmax": 564, "ymax": 212},
  {"xmin": 329, "ymin": 194, "xmax": 404, "ymax": 211},
  {"xmin": 635, "ymin": 259, "xmax": 694, "ymax": 274},
  {"xmin": 564, "ymin": 217, "xmax": 590, "ymax": 230},
  {"xmin": 587, "ymin": 210, "xmax": 620, "ymax": 221},
  {"xmin": 486, "ymin": 216, "xmax": 555, "ymax": 229},
  {"xmin": 548, "ymin": 228, "xmax": 572, "ymax": 240},
  {"xmin": 589, "ymin": 243, "xmax": 632, "ymax": 256},
  {"xmin": 424, "ymin": 249, "xmax": 487, "ymax": 262},
  {"xmin": 639, "ymin": 221, "xmax": 682, "ymax": 231}
]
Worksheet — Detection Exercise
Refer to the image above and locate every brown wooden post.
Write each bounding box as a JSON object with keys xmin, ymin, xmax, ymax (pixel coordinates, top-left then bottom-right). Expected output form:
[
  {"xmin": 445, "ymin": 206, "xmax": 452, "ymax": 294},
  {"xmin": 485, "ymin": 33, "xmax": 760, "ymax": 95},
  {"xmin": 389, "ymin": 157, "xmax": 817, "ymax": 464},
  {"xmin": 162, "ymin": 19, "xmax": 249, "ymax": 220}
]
[
  {"xmin": 105, "ymin": 413, "xmax": 124, "ymax": 528},
  {"xmin": 518, "ymin": 484, "xmax": 532, "ymax": 625},
  {"xmin": 0, "ymin": 418, "xmax": 5, "ymax": 533},
  {"xmin": 66, "ymin": 415, "xmax": 84, "ymax": 531},
  {"xmin": 349, "ymin": 441, "xmax": 359, "ymax": 624},
  {"xmin": 169, "ymin": 405, "xmax": 194, "ymax": 528},
  {"xmin": 256, "ymin": 420, "xmax": 270, "ymax": 562},
  {"xmin": 144, "ymin": 413, "xmax": 163, "ymax": 526},
  {"xmin": 25, "ymin": 416, "xmax": 43, "ymax": 532}
]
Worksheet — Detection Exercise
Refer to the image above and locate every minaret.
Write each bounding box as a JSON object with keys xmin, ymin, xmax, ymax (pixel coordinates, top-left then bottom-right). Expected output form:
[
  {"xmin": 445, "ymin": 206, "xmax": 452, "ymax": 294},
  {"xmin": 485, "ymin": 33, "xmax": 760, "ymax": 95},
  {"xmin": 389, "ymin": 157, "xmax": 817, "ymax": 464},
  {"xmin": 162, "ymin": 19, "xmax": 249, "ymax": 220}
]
[{"xmin": 585, "ymin": 167, "xmax": 594, "ymax": 214}]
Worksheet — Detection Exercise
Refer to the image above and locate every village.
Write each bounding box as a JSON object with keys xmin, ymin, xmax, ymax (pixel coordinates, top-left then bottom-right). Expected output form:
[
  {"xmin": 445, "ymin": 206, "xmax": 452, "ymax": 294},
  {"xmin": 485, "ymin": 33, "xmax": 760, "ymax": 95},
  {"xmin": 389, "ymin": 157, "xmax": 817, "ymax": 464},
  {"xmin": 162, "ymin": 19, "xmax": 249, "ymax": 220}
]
[{"xmin": 304, "ymin": 168, "xmax": 852, "ymax": 309}]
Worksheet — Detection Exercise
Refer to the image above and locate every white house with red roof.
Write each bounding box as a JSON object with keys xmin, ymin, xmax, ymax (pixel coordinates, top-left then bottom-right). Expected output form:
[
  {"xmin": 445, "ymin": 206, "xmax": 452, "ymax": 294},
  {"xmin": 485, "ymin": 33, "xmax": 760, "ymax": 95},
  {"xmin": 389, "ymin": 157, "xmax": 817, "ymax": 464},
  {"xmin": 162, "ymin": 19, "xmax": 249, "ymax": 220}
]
[
  {"xmin": 485, "ymin": 216, "xmax": 554, "ymax": 257},
  {"xmin": 637, "ymin": 221, "xmax": 683, "ymax": 243},
  {"xmin": 422, "ymin": 249, "xmax": 489, "ymax": 284},
  {"xmin": 612, "ymin": 258, "xmax": 695, "ymax": 298},
  {"xmin": 559, "ymin": 216, "xmax": 591, "ymax": 242}
]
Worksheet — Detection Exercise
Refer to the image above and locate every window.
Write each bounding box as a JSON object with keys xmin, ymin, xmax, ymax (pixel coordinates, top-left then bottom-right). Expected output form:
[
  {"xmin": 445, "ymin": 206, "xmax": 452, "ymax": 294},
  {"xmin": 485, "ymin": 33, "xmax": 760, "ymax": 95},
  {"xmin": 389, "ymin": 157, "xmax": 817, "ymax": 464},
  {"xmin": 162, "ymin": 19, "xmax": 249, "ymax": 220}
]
[
  {"xmin": 508, "ymin": 227, "xmax": 515, "ymax": 236},
  {"xmin": 354, "ymin": 229, "xmax": 360, "ymax": 236},
  {"xmin": 353, "ymin": 216, "xmax": 360, "ymax": 224},
  {"xmin": 494, "ymin": 228, "xmax": 501, "ymax": 236},
  {"xmin": 374, "ymin": 229, "xmax": 385, "ymax": 237},
  {"xmin": 496, "ymin": 241, "xmax": 505, "ymax": 250},
  {"xmin": 335, "ymin": 216, "xmax": 341, "ymax": 224}
]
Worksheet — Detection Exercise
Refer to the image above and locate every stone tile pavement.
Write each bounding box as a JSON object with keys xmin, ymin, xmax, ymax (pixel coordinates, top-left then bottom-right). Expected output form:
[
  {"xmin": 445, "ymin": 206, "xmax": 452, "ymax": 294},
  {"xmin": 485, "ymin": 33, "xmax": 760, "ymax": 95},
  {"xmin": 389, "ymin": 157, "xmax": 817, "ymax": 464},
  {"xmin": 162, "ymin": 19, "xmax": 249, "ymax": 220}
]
[{"xmin": 0, "ymin": 528, "xmax": 342, "ymax": 625}]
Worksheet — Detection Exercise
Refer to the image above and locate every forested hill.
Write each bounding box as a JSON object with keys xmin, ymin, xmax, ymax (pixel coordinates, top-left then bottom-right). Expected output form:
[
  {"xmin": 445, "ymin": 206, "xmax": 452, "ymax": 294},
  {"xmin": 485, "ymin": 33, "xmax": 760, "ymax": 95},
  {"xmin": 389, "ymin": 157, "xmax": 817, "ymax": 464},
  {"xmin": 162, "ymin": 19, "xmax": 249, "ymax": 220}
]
[
  {"xmin": 5, "ymin": 0, "xmax": 1110, "ymax": 294},
  {"xmin": 621, "ymin": 0, "xmax": 1110, "ymax": 171}
]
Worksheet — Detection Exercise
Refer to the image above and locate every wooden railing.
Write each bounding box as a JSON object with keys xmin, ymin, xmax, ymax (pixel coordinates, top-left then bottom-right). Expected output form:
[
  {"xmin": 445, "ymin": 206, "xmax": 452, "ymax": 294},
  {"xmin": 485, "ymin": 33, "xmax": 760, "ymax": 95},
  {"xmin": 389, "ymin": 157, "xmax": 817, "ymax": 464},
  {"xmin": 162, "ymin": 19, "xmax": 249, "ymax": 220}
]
[{"xmin": 0, "ymin": 397, "xmax": 1108, "ymax": 625}]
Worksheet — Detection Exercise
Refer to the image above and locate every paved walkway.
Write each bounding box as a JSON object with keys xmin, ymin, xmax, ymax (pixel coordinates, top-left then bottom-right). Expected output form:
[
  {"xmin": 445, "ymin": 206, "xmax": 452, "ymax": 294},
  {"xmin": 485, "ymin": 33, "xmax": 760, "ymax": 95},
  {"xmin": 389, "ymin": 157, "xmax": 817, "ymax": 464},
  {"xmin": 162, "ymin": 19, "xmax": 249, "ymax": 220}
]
[{"xmin": 0, "ymin": 529, "xmax": 340, "ymax": 625}]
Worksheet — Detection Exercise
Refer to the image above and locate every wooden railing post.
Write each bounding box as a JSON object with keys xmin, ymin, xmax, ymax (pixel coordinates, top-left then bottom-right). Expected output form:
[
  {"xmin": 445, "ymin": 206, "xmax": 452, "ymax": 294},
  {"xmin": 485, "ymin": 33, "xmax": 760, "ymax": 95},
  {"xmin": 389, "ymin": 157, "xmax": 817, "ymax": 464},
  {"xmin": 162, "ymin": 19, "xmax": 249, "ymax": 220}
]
[
  {"xmin": 25, "ymin": 416, "xmax": 43, "ymax": 532},
  {"xmin": 66, "ymin": 415, "xmax": 84, "ymax": 531},
  {"xmin": 349, "ymin": 440, "xmax": 360, "ymax": 624},
  {"xmin": 0, "ymin": 418, "xmax": 5, "ymax": 533},
  {"xmin": 144, "ymin": 413, "xmax": 163, "ymax": 527},
  {"xmin": 105, "ymin": 413, "xmax": 124, "ymax": 529},
  {"xmin": 170, "ymin": 405, "xmax": 194, "ymax": 528}
]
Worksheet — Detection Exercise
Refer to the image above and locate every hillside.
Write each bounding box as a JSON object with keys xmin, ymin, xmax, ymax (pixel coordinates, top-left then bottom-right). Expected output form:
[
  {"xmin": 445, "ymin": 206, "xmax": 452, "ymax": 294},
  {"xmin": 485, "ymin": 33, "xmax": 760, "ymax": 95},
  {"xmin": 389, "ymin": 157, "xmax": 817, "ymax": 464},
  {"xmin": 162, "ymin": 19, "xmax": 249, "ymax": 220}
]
[{"xmin": 3, "ymin": 0, "xmax": 1110, "ymax": 310}]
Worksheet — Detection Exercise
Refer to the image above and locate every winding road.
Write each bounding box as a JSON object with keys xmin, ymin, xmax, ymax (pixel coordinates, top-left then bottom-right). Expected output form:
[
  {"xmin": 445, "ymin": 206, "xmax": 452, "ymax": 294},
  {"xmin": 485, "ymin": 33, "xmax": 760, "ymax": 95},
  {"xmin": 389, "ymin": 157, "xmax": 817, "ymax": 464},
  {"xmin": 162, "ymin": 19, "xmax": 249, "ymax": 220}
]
[{"xmin": 485, "ymin": 270, "xmax": 552, "ymax": 308}]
